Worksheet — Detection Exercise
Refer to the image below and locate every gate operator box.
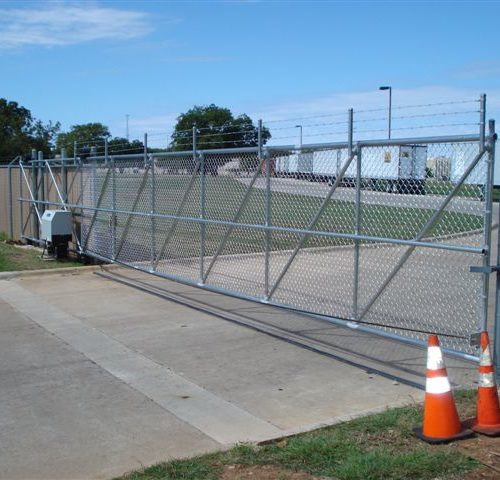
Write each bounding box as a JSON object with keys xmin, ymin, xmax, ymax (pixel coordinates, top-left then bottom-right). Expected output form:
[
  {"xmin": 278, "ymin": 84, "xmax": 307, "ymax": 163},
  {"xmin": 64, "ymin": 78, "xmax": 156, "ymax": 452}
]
[{"xmin": 41, "ymin": 210, "xmax": 73, "ymax": 258}]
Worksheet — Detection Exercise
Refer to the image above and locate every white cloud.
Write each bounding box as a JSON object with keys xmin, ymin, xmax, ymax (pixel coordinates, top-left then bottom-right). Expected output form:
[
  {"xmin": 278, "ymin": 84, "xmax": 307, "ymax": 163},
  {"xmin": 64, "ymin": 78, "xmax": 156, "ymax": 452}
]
[{"xmin": 0, "ymin": 3, "xmax": 155, "ymax": 50}]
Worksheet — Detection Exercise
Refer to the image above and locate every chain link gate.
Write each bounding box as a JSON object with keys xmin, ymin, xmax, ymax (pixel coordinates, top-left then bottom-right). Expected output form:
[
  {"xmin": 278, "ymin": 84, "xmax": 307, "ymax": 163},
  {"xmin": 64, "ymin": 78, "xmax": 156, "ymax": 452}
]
[{"xmin": 17, "ymin": 96, "xmax": 497, "ymax": 362}]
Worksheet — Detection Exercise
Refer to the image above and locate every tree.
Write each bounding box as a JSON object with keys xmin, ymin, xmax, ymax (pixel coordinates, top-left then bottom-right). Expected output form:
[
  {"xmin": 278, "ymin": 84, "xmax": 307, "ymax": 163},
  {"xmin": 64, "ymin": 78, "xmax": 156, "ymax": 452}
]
[
  {"xmin": 56, "ymin": 123, "xmax": 110, "ymax": 157},
  {"xmin": 107, "ymin": 137, "xmax": 144, "ymax": 155},
  {"xmin": 170, "ymin": 104, "xmax": 271, "ymax": 152},
  {"xmin": 0, "ymin": 98, "xmax": 60, "ymax": 163}
]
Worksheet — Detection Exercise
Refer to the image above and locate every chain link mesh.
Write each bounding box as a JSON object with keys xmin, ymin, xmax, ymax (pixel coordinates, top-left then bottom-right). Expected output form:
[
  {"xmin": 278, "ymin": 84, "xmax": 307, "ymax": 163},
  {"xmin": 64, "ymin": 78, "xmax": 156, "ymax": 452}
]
[{"xmin": 77, "ymin": 137, "xmax": 490, "ymax": 356}]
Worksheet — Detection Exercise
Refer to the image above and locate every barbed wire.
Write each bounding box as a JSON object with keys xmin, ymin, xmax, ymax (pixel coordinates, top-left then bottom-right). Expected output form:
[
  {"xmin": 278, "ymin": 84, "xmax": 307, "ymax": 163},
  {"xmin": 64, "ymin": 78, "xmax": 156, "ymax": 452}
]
[
  {"xmin": 354, "ymin": 122, "xmax": 479, "ymax": 135},
  {"xmin": 52, "ymin": 98, "xmax": 483, "ymax": 154},
  {"xmin": 172, "ymin": 138, "xmax": 258, "ymax": 147},
  {"xmin": 265, "ymin": 119, "xmax": 349, "ymax": 131},
  {"xmin": 263, "ymin": 111, "xmax": 349, "ymax": 124},
  {"xmin": 354, "ymin": 109, "xmax": 480, "ymax": 124},
  {"xmin": 353, "ymin": 98, "xmax": 479, "ymax": 115},
  {"xmin": 270, "ymin": 130, "xmax": 350, "ymax": 141}
]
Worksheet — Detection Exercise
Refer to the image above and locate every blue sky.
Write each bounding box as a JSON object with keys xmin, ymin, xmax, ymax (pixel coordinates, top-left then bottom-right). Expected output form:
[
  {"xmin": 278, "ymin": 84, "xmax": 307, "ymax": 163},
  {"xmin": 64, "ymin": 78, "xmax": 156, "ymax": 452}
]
[{"xmin": 1, "ymin": 0, "xmax": 500, "ymax": 146}]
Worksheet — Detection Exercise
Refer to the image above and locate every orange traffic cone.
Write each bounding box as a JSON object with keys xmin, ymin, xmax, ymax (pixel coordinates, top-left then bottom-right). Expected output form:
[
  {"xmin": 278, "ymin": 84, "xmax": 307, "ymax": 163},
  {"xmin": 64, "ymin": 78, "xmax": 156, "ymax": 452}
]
[
  {"xmin": 414, "ymin": 335, "xmax": 473, "ymax": 443},
  {"xmin": 469, "ymin": 331, "xmax": 500, "ymax": 436}
]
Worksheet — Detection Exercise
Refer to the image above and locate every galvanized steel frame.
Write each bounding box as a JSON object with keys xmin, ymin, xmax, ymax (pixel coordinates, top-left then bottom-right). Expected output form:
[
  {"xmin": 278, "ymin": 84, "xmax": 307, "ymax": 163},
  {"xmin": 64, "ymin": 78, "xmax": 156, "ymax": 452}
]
[{"xmin": 14, "ymin": 96, "xmax": 498, "ymax": 365}]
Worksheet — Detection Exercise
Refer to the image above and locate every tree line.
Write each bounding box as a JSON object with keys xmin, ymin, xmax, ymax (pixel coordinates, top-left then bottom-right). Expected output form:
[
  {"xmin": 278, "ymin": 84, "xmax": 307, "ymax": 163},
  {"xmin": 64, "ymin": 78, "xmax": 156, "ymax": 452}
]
[{"xmin": 0, "ymin": 99, "xmax": 270, "ymax": 164}]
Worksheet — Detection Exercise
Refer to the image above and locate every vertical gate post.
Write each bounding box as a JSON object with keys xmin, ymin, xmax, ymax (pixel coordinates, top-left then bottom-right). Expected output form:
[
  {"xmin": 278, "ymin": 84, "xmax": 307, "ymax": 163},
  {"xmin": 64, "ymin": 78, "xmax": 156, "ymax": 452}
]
[
  {"xmin": 61, "ymin": 147, "xmax": 68, "ymax": 204},
  {"xmin": 486, "ymin": 120, "xmax": 500, "ymax": 379},
  {"xmin": 346, "ymin": 109, "xmax": 361, "ymax": 319},
  {"xmin": 105, "ymin": 138, "xmax": 114, "ymax": 261},
  {"xmin": 90, "ymin": 146, "xmax": 97, "ymax": 251},
  {"xmin": 199, "ymin": 151, "xmax": 206, "ymax": 285},
  {"xmin": 31, "ymin": 149, "xmax": 39, "ymax": 240},
  {"xmin": 79, "ymin": 150, "xmax": 84, "ymax": 252},
  {"xmin": 353, "ymin": 147, "xmax": 361, "ymax": 318},
  {"xmin": 193, "ymin": 127, "xmax": 204, "ymax": 284},
  {"xmin": 38, "ymin": 151, "xmax": 45, "ymax": 216},
  {"xmin": 480, "ymin": 94, "xmax": 486, "ymax": 151},
  {"xmin": 7, "ymin": 161, "xmax": 13, "ymax": 238},
  {"xmin": 111, "ymin": 155, "xmax": 117, "ymax": 260},
  {"xmin": 19, "ymin": 160, "xmax": 24, "ymax": 240},
  {"xmin": 480, "ymin": 95, "xmax": 492, "ymax": 335},
  {"xmin": 261, "ymin": 119, "xmax": 271, "ymax": 299},
  {"xmin": 104, "ymin": 138, "xmax": 108, "ymax": 166},
  {"xmin": 147, "ymin": 134, "xmax": 156, "ymax": 271}
]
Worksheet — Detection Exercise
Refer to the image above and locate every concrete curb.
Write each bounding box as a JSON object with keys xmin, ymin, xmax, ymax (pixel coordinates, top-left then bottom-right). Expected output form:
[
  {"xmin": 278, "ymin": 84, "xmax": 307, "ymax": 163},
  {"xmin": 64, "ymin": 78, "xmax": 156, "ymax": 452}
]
[{"xmin": 259, "ymin": 395, "xmax": 422, "ymax": 445}]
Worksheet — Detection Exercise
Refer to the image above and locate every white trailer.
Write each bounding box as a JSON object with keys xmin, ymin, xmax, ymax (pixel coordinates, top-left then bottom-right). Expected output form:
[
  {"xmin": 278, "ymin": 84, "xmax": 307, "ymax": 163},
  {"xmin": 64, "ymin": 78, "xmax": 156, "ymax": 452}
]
[
  {"xmin": 274, "ymin": 153, "xmax": 302, "ymax": 178},
  {"xmin": 275, "ymin": 145, "xmax": 427, "ymax": 193},
  {"xmin": 314, "ymin": 145, "xmax": 427, "ymax": 194}
]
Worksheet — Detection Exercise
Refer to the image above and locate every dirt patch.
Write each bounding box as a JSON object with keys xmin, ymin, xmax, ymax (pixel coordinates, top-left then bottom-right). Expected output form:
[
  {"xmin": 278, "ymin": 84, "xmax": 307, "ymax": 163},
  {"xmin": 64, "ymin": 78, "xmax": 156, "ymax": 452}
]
[
  {"xmin": 221, "ymin": 464, "xmax": 331, "ymax": 480},
  {"xmin": 457, "ymin": 434, "xmax": 500, "ymax": 479}
]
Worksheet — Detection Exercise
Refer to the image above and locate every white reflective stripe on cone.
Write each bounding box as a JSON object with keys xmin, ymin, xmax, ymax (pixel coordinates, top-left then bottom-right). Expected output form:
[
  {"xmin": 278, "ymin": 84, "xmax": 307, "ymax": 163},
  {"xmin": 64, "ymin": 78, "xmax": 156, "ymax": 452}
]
[
  {"xmin": 479, "ymin": 372, "xmax": 496, "ymax": 388},
  {"xmin": 480, "ymin": 345, "xmax": 493, "ymax": 367},
  {"xmin": 427, "ymin": 346, "xmax": 445, "ymax": 370},
  {"xmin": 426, "ymin": 376, "xmax": 451, "ymax": 394}
]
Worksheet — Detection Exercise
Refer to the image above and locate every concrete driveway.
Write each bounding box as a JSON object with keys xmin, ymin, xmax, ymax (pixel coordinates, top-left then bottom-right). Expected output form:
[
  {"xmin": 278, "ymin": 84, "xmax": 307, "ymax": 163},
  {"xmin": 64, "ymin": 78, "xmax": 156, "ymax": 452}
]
[
  {"xmin": 238, "ymin": 176, "xmax": 484, "ymax": 215},
  {"xmin": 0, "ymin": 267, "xmax": 427, "ymax": 480}
]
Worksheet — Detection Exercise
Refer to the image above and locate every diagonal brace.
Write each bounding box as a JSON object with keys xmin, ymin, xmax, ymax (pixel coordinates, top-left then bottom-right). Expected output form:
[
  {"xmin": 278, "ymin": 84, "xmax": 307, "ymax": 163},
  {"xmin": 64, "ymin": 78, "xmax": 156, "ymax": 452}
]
[
  {"xmin": 19, "ymin": 162, "xmax": 42, "ymax": 222},
  {"xmin": 114, "ymin": 164, "xmax": 150, "ymax": 259},
  {"xmin": 153, "ymin": 157, "xmax": 201, "ymax": 269},
  {"xmin": 357, "ymin": 147, "xmax": 487, "ymax": 321},
  {"xmin": 267, "ymin": 150, "xmax": 357, "ymax": 300},
  {"xmin": 45, "ymin": 161, "xmax": 82, "ymax": 250},
  {"xmin": 82, "ymin": 167, "xmax": 112, "ymax": 250},
  {"xmin": 45, "ymin": 162, "xmax": 66, "ymax": 210},
  {"xmin": 202, "ymin": 158, "xmax": 265, "ymax": 283}
]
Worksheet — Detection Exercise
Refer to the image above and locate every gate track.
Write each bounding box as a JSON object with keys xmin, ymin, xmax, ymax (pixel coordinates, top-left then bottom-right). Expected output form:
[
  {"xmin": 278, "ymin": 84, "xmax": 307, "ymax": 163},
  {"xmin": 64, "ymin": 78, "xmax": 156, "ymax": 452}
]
[{"xmin": 95, "ymin": 267, "xmax": 440, "ymax": 390}]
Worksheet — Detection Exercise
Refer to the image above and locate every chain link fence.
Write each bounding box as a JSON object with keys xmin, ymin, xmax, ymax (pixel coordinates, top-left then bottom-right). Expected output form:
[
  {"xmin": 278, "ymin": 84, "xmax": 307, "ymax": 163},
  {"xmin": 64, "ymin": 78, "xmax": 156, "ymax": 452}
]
[{"xmin": 7, "ymin": 96, "xmax": 496, "ymax": 360}]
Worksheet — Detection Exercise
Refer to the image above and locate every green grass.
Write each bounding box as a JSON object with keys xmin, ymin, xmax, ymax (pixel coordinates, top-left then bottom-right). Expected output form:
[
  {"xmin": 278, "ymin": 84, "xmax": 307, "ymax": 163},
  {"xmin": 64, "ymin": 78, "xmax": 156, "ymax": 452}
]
[
  {"xmin": 116, "ymin": 390, "xmax": 480, "ymax": 480},
  {"xmin": 92, "ymin": 175, "xmax": 484, "ymax": 258},
  {"xmin": 0, "ymin": 232, "xmax": 82, "ymax": 272},
  {"xmin": 423, "ymin": 179, "xmax": 484, "ymax": 199}
]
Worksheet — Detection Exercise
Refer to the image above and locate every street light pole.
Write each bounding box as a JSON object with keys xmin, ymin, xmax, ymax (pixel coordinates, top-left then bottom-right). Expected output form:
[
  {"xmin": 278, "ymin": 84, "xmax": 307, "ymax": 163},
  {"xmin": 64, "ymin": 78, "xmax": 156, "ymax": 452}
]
[
  {"xmin": 379, "ymin": 86, "xmax": 392, "ymax": 139},
  {"xmin": 295, "ymin": 124, "xmax": 303, "ymax": 149},
  {"xmin": 126, "ymin": 114, "xmax": 130, "ymax": 141}
]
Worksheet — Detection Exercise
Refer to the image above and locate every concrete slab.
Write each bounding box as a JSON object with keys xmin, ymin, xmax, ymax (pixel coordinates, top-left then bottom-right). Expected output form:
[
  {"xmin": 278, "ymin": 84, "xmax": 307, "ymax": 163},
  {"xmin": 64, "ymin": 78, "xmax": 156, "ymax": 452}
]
[
  {"xmin": 94, "ymin": 267, "xmax": 479, "ymax": 389},
  {"xmin": 0, "ymin": 270, "xmax": 424, "ymax": 479},
  {"xmin": 0, "ymin": 298, "xmax": 218, "ymax": 480}
]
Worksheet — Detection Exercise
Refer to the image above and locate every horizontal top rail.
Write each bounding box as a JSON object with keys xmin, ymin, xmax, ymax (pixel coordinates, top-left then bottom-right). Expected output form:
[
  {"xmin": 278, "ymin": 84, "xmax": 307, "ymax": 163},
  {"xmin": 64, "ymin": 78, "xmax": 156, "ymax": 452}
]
[{"xmin": 267, "ymin": 133, "xmax": 482, "ymax": 152}]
